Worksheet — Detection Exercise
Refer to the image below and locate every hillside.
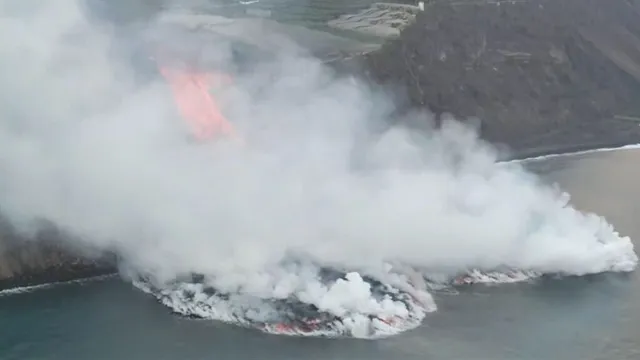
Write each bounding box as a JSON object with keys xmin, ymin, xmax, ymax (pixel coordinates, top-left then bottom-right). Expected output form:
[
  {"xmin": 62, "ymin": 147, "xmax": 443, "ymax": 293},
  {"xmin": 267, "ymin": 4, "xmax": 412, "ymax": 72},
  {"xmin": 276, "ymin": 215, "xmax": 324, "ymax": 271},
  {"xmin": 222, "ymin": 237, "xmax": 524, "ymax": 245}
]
[
  {"xmin": 362, "ymin": 0, "xmax": 640, "ymax": 157},
  {"xmin": 3, "ymin": 0, "xmax": 640, "ymax": 289}
]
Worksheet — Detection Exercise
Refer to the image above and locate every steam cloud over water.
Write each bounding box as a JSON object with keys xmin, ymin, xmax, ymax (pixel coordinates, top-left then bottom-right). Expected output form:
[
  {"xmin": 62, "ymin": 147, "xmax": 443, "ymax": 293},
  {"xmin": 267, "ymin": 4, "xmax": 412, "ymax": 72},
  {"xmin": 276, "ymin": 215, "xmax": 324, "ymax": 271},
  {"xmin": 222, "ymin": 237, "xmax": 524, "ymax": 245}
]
[{"xmin": 0, "ymin": 0, "xmax": 637, "ymax": 337}]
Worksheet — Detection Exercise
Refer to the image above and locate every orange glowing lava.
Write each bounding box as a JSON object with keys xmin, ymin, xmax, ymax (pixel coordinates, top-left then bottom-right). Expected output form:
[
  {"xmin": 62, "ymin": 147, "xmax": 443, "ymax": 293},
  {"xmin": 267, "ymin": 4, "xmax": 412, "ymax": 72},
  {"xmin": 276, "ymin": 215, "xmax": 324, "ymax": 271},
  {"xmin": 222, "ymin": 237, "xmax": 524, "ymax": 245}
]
[{"xmin": 159, "ymin": 66, "xmax": 238, "ymax": 142}]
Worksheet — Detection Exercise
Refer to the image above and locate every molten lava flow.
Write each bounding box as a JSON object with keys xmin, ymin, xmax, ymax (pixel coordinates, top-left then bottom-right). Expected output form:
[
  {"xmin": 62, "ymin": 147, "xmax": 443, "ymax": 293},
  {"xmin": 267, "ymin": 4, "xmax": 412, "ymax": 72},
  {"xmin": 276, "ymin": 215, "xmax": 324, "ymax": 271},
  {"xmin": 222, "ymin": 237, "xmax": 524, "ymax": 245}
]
[{"xmin": 159, "ymin": 66, "xmax": 238, "ymax": 141}]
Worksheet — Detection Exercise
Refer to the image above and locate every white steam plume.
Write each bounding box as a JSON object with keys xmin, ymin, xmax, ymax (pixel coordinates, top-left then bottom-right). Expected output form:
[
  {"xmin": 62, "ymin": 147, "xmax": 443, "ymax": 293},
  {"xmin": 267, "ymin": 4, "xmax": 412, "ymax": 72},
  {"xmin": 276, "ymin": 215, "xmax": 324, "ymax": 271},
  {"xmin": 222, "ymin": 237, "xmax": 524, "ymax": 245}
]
[{"xmin": 0, "ymin": 0, "xmax": 636, "ymax": 319}]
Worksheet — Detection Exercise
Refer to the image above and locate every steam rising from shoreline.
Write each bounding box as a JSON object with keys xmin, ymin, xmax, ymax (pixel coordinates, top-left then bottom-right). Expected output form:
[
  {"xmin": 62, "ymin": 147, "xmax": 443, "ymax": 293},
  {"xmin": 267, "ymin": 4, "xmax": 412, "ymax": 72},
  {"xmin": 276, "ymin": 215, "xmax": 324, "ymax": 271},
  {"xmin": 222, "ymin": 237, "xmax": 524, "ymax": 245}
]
[{"xmin": 0, "ymin": 0, "xmax": 636, "ymax": 326}]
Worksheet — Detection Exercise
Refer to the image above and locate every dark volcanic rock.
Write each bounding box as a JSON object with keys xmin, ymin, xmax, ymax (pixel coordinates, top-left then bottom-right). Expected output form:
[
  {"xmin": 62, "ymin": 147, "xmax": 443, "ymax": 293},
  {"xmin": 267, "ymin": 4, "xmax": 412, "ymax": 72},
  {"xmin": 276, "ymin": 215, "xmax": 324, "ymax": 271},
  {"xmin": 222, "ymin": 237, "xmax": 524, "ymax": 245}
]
[
  {"xmin": 361, "ymin": 0, "xmax": 640, "ymax": 156},
  {"xmin": 0, "ymin": 222, "xmax": 115, "ymax": 291},
  {"xmin": 6, "ymin": 0, "xmax": 640, "ymax": 290}
]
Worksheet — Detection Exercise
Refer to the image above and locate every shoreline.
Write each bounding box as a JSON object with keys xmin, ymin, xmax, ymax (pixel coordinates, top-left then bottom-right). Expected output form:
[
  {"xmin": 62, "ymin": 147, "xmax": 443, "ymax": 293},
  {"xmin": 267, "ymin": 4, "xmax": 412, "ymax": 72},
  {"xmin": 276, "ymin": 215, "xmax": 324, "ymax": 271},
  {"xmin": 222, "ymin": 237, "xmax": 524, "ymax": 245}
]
[
  {"xmin": 360, "ymin": 0, "xmax": 640, "ymax": 157},
  {"xmin": 3, "ymin": 0, "xmax": 640, "ymax": 293},
  {"xmin": 505, "ymin": 139, "xmax": 640, "ymax": 162},
  {"xmin": 2, "ymin": 140, "xmax": 640, "ymax": 294},
  {"xmin": 0, "ymin": 273, "xmax": 117, "ymax": 296},
  {"xmin": 0, "ymin": 263, "xmax": 117, "ymax": 292}
]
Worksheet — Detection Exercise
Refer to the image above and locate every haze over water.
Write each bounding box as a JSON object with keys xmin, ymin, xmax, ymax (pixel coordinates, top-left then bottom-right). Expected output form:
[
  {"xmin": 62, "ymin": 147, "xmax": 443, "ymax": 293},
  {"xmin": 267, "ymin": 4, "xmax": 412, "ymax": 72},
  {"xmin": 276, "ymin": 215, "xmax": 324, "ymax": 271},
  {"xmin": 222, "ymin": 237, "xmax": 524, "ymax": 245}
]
[{"xmin": 2, "ymin": 148, "xmax": 639, "ymax": 360}]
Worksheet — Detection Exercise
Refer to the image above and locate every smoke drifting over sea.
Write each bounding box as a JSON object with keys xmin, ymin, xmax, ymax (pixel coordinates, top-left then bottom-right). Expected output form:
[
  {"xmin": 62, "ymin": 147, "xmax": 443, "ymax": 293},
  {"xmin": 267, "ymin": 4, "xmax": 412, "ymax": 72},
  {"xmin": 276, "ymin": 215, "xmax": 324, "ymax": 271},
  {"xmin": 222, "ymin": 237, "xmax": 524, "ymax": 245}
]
[{"xmin": 0, "ymin": 0, "xmax": 636, "ymax": 337}]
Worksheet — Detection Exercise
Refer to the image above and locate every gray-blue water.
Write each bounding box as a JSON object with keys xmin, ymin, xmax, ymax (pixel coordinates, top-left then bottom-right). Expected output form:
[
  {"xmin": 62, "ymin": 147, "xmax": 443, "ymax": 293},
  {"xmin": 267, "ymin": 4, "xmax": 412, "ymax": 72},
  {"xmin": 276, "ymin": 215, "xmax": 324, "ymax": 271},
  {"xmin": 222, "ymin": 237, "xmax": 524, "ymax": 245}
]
[{"xmin": 2, "ymin": 148, "xmax": 640, "ymax": 360}]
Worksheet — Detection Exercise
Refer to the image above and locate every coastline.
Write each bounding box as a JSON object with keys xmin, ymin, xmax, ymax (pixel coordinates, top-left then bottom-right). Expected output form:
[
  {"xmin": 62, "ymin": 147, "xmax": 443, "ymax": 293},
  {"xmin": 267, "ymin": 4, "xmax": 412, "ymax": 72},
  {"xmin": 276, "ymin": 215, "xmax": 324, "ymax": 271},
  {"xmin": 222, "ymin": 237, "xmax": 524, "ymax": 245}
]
[
  {"xmin": 0, "ymin": 268, "xmax": 116, "ymax": 294},
  {"xmin": 0, "ymin": 226, "xmax": 117, "ymax": 291},
  {"xmin": 3, "ymin": 0, "xmax": 640, "ymax": 292},
  {"xmin": 2, "ymin": 140, "xmax": 639, "ymax": 293},
  {"xmin": 360, "ymin": 0, "xmax": 640, "ymax": 155},
  {"xmin": 0, "ymin": 248, "xmax": 116, "ymax": 291}
]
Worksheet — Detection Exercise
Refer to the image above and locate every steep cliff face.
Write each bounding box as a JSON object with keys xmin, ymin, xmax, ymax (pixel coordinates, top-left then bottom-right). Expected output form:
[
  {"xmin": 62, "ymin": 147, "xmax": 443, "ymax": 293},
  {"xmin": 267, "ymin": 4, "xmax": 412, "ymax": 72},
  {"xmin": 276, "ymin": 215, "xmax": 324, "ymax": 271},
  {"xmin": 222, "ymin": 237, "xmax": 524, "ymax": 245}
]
[
  {"xmin": 0, "ymin": 224, "xmax": 115, "ymax": 290},
  {"xmin": 362, "ymin": 0, "xmax": 640, "ymax": 156}
]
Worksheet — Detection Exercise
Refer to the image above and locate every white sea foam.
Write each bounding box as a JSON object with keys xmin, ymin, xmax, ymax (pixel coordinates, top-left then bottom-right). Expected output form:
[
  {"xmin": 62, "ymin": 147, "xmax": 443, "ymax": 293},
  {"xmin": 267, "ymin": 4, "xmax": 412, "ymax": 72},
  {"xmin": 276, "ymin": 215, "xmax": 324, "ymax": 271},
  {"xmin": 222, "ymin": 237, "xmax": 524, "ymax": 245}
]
[
  {"xmin": 0, "ymin": 274, "xmax": 115, "ymax": 297},
  {"xmin": 515, "ymin": 143, "xmax": 640, "ymax": 164}
]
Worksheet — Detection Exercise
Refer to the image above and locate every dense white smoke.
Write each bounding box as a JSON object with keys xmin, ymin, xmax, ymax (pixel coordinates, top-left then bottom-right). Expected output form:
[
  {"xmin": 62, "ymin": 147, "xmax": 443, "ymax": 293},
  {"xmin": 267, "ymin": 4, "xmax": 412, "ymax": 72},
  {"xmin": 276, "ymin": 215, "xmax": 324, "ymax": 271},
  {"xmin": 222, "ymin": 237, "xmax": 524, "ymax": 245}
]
[{"xmin": 0, "ymin": 0, "xmax": 636, "ymax": 330}]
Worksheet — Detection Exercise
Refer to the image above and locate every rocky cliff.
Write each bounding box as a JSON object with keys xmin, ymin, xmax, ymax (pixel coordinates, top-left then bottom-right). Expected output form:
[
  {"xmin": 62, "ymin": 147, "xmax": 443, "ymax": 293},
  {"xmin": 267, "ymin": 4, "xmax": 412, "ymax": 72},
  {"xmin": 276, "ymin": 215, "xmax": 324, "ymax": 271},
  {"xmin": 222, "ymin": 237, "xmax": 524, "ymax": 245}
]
[
  {"xmin": 361, "ymin": 0, "xmax": 640, "ymax": 157},
  {"xmin": 0, "ymin": 222, "xmax": 115, "ymax": 291},
  {"xmin": 4, "ymin": 0, "xmax": 640, "ymax": 290}
]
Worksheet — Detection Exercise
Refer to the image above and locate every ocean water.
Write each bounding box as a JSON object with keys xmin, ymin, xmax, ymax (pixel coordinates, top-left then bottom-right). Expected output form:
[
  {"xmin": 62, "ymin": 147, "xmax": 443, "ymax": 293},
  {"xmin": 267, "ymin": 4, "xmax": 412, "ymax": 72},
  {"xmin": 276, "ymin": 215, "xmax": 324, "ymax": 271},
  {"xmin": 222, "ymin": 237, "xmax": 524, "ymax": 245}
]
[
  {"xmin": 2, "ymin": 1, "xmax": 640, "ymax": 358},
  {"xmin": 2, "ymin": 147, "xmax": 640, "ymax": 360}
]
